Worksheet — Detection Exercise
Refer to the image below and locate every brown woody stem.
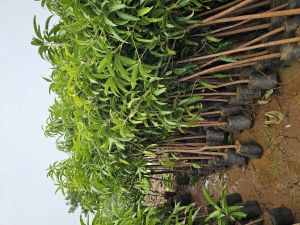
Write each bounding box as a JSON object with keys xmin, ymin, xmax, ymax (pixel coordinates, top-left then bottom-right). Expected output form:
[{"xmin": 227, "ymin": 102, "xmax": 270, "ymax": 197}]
[
  {"xmin": 179, "ymin": 37, "xmax": 300, "ymax": 63},
  {"xmin": 189, "ymin": 8, "xmax": 300, "ymax": 29},
  {"xmin": 203, "ymin": 0, "xmax": 257, "ymax": 23},
  {"xmin": 214, "ymin": 23, "xmax": 271, "ymax": 37},
  {"xmin": 207, "ymin": 2, "xmax": 287, "ymax": 36},
  {"xmin": 198, "ymin": 0, "xmax": 243, "ymax": 17},
  {"xmin": 181, "ymin": 53, "xmax": 281, "ymax": 80},
  {"xmin": 227, "ymin": 0, "xmax": 272, "ymax": 17}
]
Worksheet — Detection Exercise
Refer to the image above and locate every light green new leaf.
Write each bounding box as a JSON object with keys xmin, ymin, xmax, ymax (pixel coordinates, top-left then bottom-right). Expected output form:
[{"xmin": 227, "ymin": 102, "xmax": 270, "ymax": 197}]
[
  {"xmin": 207, "ymin": 36, "xmax": 222, "ymax": 43},
  {"xmin": 192, "ymin": 163, "xmax": 200, "ymax": 169},
  {"xmin": 108, "ymin": 3, "xmax": 126, "ymax": 12},
  {"xmin": 97, "ymin": 53, "xmax": 112, "ymax": 72},
  {"xmin": 137, "ymin": 7, "xmax": 153, "ymax": 16},
  {"xmin": 116, "ymin": 11, "xmax": 140, "ymax": 21},
  {"xmin": 205, "ymin": 210, "xmax": 222, "ymax": 222},
  {"xmin": 131, "ymin": 64, "xmax": 139, "ymax": 89},
  {"xmin": 203, "ymin": 187, "xmax": 221, "ymax": 211}
]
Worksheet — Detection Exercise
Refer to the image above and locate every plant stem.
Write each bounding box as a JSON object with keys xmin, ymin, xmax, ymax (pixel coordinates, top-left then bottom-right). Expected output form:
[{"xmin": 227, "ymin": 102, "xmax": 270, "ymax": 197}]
[
  {"xmin": 193, "ymin": 79, "xmax": 249, "ymax": 91},
  {"xmin": 198, "ymin": 98, "xmax": 229, "ymax": 102},
  {"xmin": 193, "ymin": 121, "xmax": 227, "ymax": 127},
  {"xmin": 179, "ymin": 37, "xmax": 300, "ymax": 63},
  {"xmin": 148, "ymin": 170, "xmax": 188, "ymax": 175},
  {"xmin": 238, "ymin": 26, "xmax": 285, "ymax": 48},
  {"xmin": 148, "ymin": 156, "xmax": 214, "ymax": 161},
  {"xmin": 148, "ymin": 177, "xmax": 173, "ymax": 183},
  {"xmin": 207, "ymin": 2, "xmax": 288, "ymax": 37},
  {"xmin": 159, "ymin": 135, "xmax": 206, "ymax": 142},
  {"xmin": 194, "ymin": 50, "xmax": 268, "ymax": 71},
  {"xmin": 159, "ymin": 143, "xmax": 207, "ymax": 147},
  {"xmin": 203, "ymin": 0, "xmax": 257, "ymax": 23},
  {"xmin": 214, "ymin": 23, "xmax": 271, "ymax": 37},
  {"xmin": 180, "ymin": 53, "xmax": 281, "ymax": 80},
  {"xmin": 198, "ymin": 0, "xmax": 243, "ymax": 17},
  {"xmin": 200, "ymin": 111, "xmax": 222, "ymax": 116},
  {"xmin": 227, "ymin": 0, "xmax": 272, "ymax": 17},
  {"xmin": 170, "ymin": 92, "xmax": 236, "ymax": 99},
  {"xmin": 189, "ymin": 8, "xmax": 300, "ymax": 29}
]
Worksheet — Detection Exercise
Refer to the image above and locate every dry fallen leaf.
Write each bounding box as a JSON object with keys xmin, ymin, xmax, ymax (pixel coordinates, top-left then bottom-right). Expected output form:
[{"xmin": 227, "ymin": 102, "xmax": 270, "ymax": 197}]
[
  {"xmin": 258, "ymin": 89, "xmax": 274, "ymax": 105},
  {"xmin": 264, "ymin": 111, "xmax": 285, "ymax": 125}
]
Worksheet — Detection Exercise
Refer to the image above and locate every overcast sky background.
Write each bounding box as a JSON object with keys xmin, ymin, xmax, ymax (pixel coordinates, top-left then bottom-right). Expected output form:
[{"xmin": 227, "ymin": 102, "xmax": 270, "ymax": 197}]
[{"xmin": 0, "ymin": 1, "xmax": 80, "ymax": 225}]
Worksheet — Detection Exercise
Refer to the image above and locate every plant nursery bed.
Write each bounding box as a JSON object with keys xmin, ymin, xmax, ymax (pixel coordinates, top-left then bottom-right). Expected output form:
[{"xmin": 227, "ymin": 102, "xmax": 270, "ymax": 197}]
[{"xmin": 190, "ymin": 60, "xmax": 300, "ymax": 224}]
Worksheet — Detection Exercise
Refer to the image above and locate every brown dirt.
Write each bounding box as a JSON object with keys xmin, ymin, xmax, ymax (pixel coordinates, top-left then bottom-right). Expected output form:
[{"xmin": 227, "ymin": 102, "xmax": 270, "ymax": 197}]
[{"xmin": 191, "ymin": 60, "xmax": 300, "ymax": 223}]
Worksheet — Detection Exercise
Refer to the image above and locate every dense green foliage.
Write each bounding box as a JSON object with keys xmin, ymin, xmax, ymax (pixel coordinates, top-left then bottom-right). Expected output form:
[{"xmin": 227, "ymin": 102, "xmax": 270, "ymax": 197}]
[
  {"xmin": 33, "ymin": 0, "xmax": 230, "ymax": 223},
  {"xmin": 80, "ymin": 203, "xmax": 200, "ymax": 225}
]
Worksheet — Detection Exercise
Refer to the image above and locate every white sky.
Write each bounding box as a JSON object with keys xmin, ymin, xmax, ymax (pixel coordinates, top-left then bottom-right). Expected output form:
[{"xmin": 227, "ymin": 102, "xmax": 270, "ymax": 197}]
[{"xmin": 0, "ymin": 1, "xmax": 80, "ymax": 225}]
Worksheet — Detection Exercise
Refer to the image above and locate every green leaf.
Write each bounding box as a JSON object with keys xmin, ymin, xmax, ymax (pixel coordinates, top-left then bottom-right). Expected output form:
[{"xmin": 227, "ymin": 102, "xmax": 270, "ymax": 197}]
[
  {"xmin": 178, "ymin": 96, "xmax": 201, "ymax": 106},
  {"xmin": 128, "ymin": 97, "xmax": 140, "ymax": 108},
  {"xmin": 144, "ymin": 17, "xmax": 163, "ymax": 23},
  {"xmin": 119, "ymin": 159, "xmax": 130, "ymax": 165},
  {"xmin": 119, "ymin": 55, "xmax": 136, "ymax": 66},
  {"xmin": 80, "ymin": 215, "xmax": 86, "ymax": 225},
  {"xmin": 45, "ymin": 15, "xmax": 53, "ymax": 31},
  {"xmin": 139, "ymin": 64, "xmax": 150, "ymax": 78},
  {"xmin": 203, "ymin": 187, "xmax": 221, "ymax": 210},
  {"xmin": 108, "ymin": 27, "xmax": 128, "ymax": 43},
  {"xmin": 207, "ymin": 36, "xmax": 222, "ymax": 43},
  {"xmin": 131, "ymin": 64, "xmax": 138, "ymax": 89},
  {"xmin": 227, "ymin": 205, "xmax": 244, "ymax": 213},
  {"xmin": 97, "ymin": 53, "xmax": 112, "ymax": 72},
  {"xmin": 205, "ymin": 210, "xmax": 222, "ymax": 222},
  {"xmin": 230, "ymin": 211, "xmax": 247, "ymax": 219},
  {"xmin": 219, "ymin": 56, "xmax": 238, "ymax": 63},
  {"xmin": 154, "ymin": 88, "xmax": 166, "ymax": 96},
  {"xmin": 108, "ymin": 3, "xmax": 126, "ymax": 12},
  {"xmin": 104, "ymin": 17, "xmax": 117, "ymax": 27},
  {"xmin": 200, "ymin": 80, "xmax": 215, "ymax": 90},
  {"xmin": 192, "ymin": 163, "xmax": 200, "ymax": 169},
  {"xmin": 178, "ymin": 0, "xmax": 190, "ymax": 7},
  {"xmin": 116, "ymin": 11, "xmax": 140, "ymax": 21},
  {"xmin": 33, "ymin": 16, "xmax": 42, "ymax": 39},
  {"xmin": 137, "ymin": 7, "xmax": 153, "ymax": 16},
  {"xmin": 31, "ymin": 38, "xmax": 43, "ymax": 46},
  {"xmin": 220, "ymin": 186, "xmax": 228, "ymax": 212},
  {"xmin": 214, "ymin": 74, "xmax": 226, "ymax": 78},
  {"xmin": 160, "ymin": 111, "xmax": 172, "ymax": 116},
  {"xmin": 174, "ymin": 68, "xmax": 187, "ymax": 75},
  {"xmin": 144, "ymin": 151, "xmax": 157, "ymax": 158},
  {"xmin": 115, "ymin": 55, "xmax": 131, "ymax": 82}
]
